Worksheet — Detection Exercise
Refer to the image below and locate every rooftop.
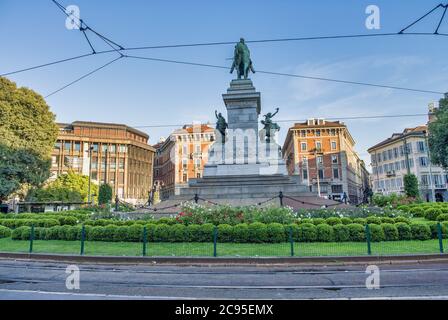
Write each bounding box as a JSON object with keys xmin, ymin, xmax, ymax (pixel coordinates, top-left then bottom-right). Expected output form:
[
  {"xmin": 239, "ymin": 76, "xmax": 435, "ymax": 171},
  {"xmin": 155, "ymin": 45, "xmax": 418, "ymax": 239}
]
[{"xmin": 368, "ymin": 125, "xmax": 427, "ymax": 152}]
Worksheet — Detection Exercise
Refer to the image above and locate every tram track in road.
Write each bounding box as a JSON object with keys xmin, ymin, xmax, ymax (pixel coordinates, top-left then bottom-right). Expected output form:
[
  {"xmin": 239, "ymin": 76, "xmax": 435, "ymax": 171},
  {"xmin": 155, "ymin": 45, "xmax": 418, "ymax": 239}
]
[{"xmin": 0, "ymin": 260, "xmax": 447, "ymax": 299}]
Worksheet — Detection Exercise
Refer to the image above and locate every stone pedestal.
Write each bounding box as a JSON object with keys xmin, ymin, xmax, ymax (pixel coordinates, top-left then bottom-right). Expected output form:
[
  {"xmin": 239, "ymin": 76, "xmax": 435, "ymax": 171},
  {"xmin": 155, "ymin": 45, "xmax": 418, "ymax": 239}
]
[{"xmin": 176, "ymin": 79, "xmax": 308, "ymax": 200}]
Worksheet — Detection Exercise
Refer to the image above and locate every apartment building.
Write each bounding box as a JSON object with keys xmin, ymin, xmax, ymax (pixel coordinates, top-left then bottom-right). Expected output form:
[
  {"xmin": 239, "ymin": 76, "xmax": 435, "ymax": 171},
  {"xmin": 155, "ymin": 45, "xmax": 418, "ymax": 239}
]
[
  {"xmin": 153, "ymin": 124, "xmax": 215, "ymax": 199},
  {"xmin": 368, "ymin": 125, "xmax": 448, "ymax": 202},
  {"xmin": 51, "ymin": 121, "xmax": 155, "ymax": 204},
  {"xmin": 282, "ymin": 118, "xmax": 370, "ymax": 204}
]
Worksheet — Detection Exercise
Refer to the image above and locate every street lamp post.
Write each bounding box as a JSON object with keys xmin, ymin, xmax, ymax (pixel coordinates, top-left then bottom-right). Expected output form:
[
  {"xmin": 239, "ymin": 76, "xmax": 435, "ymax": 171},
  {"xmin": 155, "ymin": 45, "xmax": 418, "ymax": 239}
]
[
  {"xmin": 87, "ymin": 146, "xmax": 94, "ymax": 204},
  {"xmin": 424, "ymin": 131, "xmax": 436, "ymax": 202}
]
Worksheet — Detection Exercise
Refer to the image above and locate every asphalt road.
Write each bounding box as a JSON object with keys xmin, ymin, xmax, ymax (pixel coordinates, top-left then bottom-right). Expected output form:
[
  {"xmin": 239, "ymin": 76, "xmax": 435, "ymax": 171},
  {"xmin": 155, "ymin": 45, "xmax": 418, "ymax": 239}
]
[{"xmin": 0, "ymin": 259, "xmax": 447, "ymax": 300}]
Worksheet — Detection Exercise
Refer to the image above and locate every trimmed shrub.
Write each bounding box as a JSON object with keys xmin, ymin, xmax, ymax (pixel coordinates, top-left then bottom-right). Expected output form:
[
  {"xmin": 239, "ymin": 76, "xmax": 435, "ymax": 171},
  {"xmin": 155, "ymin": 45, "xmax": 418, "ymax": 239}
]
[
  {"xmin": 186, "ymin": 224, "xmax": 201, "ymax": 242},
  {"xmin": 409, "ymin": 207, "xmax": 425, "ymax": 218},
  {"xmin": 325, "ymin": 217, "xmax": 342, "ymax": 226},
  {"xmin": 410, "ymin": 223, "xmax": 431, "ymax": 240},
  {"xmin": 395, "ymin": 223, "xmax": 412, "ymax": 240},
  {"xmin": 297, "ymin": 223, "xmax": 317, "ymax": 242},
  {"xmin": 316, "ymin": 224, "xmax": 334, "ymax": 242},
  {"xmin": 366, "ymin": 216, "xmax": 382, "ymax": 225},
  {"xmin": 167, "ymin": 224, "xmax": 187, "ymax": 242},
  {"xmin": 298, "ymin": 218, "xmax": 313, "ymax": 225},
  {"xmin": 153, "ymin": 224, "xmax": 170, "ymax": 242},
  {"xmin": 0, "ymin": 226, "xmax": 11, "ymax": 238},
  {"xmin": 341, "ymin": 217, "xmax": 352, "ymax": 225},
  {"xmin": 266, "ymin": 223, "xmax": 286, "ymax": 243},
  {"xmin": 437, "ymin": 213, "xmax": 448, "ymax": 222},
  {"xmin": 217, "ymin": 224, "xmax": 234, "ymax": 242},
  {"xmin": 312, "ymin": 218, "xmax": 326, "ymax": 226},
  {"xmin": 11, "ymin": 226, "xmax": 31, "ymax": 240},
  {"xmin": 198, "ymin": 223, "xmax": 215, "ymax": 242},
  {"xmin": 155, "ymin": 217, "xmax": 177, "ymax": 225},
  {"xmin": 347, "ymin": 224, "xmax": 365, "ymax": 242},
  {"xmin": 425, "ymin": 208, "xmax": 443, "ymax": 221},
  {"xmin": 353, "ymin": 218, "xmax": 367, "ymax": 225},
  {"xmin": 333, "ymin": 224, "xmax": 350, "ymax": 242},
  {"xmin": 381, "ymin": 223, "xmax": 399, "ymax": 241},
  {"xmin": 368, "ymin": 224, "xmax": 385, "ymax": 242},
  {"xmin": 232, "ymin": 224, "xmax": 249, "ymax": 243},
  {"xmin": 380, "ymin": 217, "xmax": 395, "ymax": 224},
  {"xmin": 128, "ymin": 224, "xmax": 144, "ymax": 242},
  {"xmin": 248, "ymin": 222, "xmax": 268, "ymax": 243},
  {"xmin": 426, "ymin": 221, "xmax": 439, "ymax": 239},
  {"xmin": 394, "ymin": 216, "xmax": 410, "ymax": 224}
]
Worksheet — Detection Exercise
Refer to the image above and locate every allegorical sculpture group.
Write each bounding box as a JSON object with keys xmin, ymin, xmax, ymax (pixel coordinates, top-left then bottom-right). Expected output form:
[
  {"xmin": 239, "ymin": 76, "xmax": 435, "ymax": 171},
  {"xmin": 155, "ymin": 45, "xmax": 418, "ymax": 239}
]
[{"xmin": 216, "ymin": 38, "xmax": 280, "ymax": 144}]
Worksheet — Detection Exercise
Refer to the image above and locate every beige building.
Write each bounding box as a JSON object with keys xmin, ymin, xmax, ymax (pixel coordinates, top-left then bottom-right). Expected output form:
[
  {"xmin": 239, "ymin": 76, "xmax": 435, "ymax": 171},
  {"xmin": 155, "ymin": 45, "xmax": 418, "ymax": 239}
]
[
  {"xmin": 51, "ymin": 121, "xmax": 155, "ymax": 204},
  {"xmin": 282, "ymin": 119, "xmax": 370, "ymax": 204},
  {"xmin": 153, "ymin": 124, "xmax": 215, "ymax": 199},
  {"xmin": 368, "ymin": 124, "xmax": 448, "ymax": 202}
]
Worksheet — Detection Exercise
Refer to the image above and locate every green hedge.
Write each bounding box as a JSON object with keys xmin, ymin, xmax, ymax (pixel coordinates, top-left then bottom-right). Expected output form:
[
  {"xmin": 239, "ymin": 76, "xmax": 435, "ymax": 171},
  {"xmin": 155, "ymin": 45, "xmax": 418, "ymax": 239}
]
[
  {"xmin": 8, "ymin": 222, "xmax": 444, "ymax": 243},
  {"xmin": 0, "ymin": 219, "xmax": 60, "ymax": 229},
  {"xmin": 0, "ymin": 226, "xmax": 11, "ymax": 238}
]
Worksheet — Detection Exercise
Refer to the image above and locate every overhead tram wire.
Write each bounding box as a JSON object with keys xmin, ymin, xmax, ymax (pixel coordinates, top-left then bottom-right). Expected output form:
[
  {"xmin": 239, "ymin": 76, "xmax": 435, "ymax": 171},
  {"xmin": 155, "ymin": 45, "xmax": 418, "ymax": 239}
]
[
  {"xmin": 125, "ymin": 54, "xmax": 444, "ymax": 95},
  {"xmin": 131, "ymin": 113, "xmax": 430, "ymax": 129},
  {"xmin": 44, "ymin": 56, "xmax": 123, "ymax": 98}
]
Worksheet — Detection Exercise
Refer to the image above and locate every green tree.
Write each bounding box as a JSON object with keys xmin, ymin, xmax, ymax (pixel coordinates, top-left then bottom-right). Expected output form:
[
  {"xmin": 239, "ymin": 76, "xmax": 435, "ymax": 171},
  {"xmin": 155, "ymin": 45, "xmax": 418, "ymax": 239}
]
[
  {"xmin": 404, "ymin": 174, "xmax": 419, "ymax": 198},
  {"xmin": 428, "ymin": 95, "xmax": 448, "ymax": 168},
  {"xmin": 98, "ymin": 184, "xmax": 113, "ymax": 205},
  {"xmin": 0, "ymin": 77, "xmax": 58, "ymax": 201},
  {"xmin": 31, "ymin": 171, "xmax": 98, "ymax": 203},
  {"xmin": 0, "ymin": 144, "xmax": 51, "ymax": 201},
  {"xmin": 0, "ymin": 77, "xmax": 58, "ymax": 158}
]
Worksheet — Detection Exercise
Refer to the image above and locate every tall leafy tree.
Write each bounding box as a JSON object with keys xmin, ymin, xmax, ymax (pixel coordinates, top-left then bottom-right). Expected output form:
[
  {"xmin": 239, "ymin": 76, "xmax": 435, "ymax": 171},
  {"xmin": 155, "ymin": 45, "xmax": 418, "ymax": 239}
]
[
  {"xmin": 30, "ymin": 171, "xmax": 99, "ymax": 203},
  {"xmin": 0, "ymin": 77, "xmax": 58, "ymax": 200},
  {"xmin": 428, "ymin": 95, "xmax": 448, "ymax": 169},
  {"xmin": 404, "ymin": 174, "xmax": 419, "ymax": 199},
  {"xmin": 0, "ymin": 144, "xmax": 51, "ymax": 201},
  {"xmin": 0, "ymin": 77, "xmax": 58, "ymax": 158},
  {"xmin": 98, "ymin": 184, "xmax": 113, "ymax": 205}
]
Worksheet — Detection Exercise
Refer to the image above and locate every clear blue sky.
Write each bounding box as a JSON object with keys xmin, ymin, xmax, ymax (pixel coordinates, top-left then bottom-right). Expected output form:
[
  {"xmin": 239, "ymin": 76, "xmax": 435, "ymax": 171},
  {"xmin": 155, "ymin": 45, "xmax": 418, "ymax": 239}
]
[{"xmin": 2, "ymin": 0, "xmax": 448, "ymax": 167}]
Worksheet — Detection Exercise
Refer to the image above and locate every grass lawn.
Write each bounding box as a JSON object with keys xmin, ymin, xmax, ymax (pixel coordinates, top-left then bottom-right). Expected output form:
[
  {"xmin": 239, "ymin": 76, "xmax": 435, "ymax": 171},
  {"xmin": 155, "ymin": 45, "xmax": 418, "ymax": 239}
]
[{"xmin": 0, "ymin": 238, "xmax": 445, "ymax": 257}]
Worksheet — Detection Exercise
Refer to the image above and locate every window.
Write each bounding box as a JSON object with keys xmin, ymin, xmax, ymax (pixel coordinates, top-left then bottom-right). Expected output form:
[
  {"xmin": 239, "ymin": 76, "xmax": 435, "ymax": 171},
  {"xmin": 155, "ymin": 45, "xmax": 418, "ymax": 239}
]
[
  {"xmin": 302, "ymin": 169, "xmax": 308, "ymax": 180},
  {"xmin": 408, "ymin": 158, "xmax": 414, "ymax": 168},
  {"xmin": 316, "ymin": 130, "xmax": 321, "ymax": 137},
  {"xmin": 377, "ymin": 154, "xmax": 381, "ymax": 163},
  {"xmin": 195, "ymin": 159, "xmax": 201, "ymax": 167},
  {"xmin": 401, "ymin": 160, "xmax": 406, "ymax": 170},
  {"xmin": 333, "ymin": 168, "xmax": 340, "ymax": 179},
  {"xmin": 300, "ymin": 130, "xmax": 306, "ymax": 137},
  {"xmin": 302, "ymin": 156, "xmax": 308, "ymax": 166},
  {"xmin": 74, "ymin": 142, "xmax": 81, "ymax": 152},
  {"xmin": 421, "ymin": 175, "xmax": 429, "ymax": 186},
  {"xmin": 405, "ymin": 143, "xmax": 413, "ymax": 154},
  {"xmin": 318, "ymin": 169, "xmax": 324, "ymax": 179},
  {"xmin": 388, "ymin": 149, "xmax": 393, "ymax": 160},
  {"xmin": 64, "ymin": 142, "xmax": 71, "ymax": 152},
  {"xmin": 110, "ymin": 158, "xmax": 116, "ymax": 169},
  {"xmin": 119, "ymin": 158, "xmax": 125, "ymax": 169},
  {"xmin": 91, "ymin": 172, "xmax": 98, "ymax": 181},
  {"xmin": 91, "ymin": 157, "xmax": 98, "ymax": 169},
  {"xmin": 393, "ymin": 148, "xmax": 399, "ymax": 158},
  {"xmin": 434, "ymin": 175, "xmax": 443, "ymax": 187},
  {"xmin": 102, "ymin": 144, "xmax": 108, "ymax": 153},
  {"xmin": 301, "ymin": 142, "xmax": 307, "ymax": 151},
  {"xmin": 195, "ymin": 145, "xmax": 201, "ymax": 154},
  {"xmin": 54, "ymin": 142, "xmax": 61, "ymax": 150},
  {"xmin": 182, "ymin": 174, "xmax": 188, "ymax": 182},
  {"xmin": 182, "ymin": 159, "xmax": 188, "ymax": 170},
  {"xmin": 419, "ymin": 157, "xmax": 428, "ymax": 167},
  {"xmin": 382, "ymin": 151, "xmax": 388, "ymax": 161},
  {"xmin": 315, "ymin": 141, "xmax": 322, "ymax": 151},
  {"xmin": 91, "ymin": 143, "xmax": 98, "ymax": 152},
  {"xmin": 196, "ymin": 173, "xmax": 201, "ymax": 179},
  {"xmin": 331, "ymin": 141, "xmax": 337, "ymax": 150},
  {"xmin": 101, "ymin": 158, "xmax": 107, "ymax": 169},
  {"xmin": 395, "ymin": 162, "xmax": 400, "ymax": 171},
  {"xmin": 317, "ymin": 156, "xmax": 323, "ymax": 166},
  {"xmin": 109, "ymin": 144, "xmax": 116, "ymax": 153},
  {"xmin": 417, "ymin": 141, "xmax": 426, "ymax": 153},
  {"xmin": 72, "ymin": 156, "xmax": 80, "ymax": 169},
  {"xmin": 399, "ymin": 145, "xmax": 404, "ymax": 156},
  {"xmin": 332, "ymin": 185, "xmax": 343, "ymax": 193},
  {"xmin": 51, "ymin": 156, "xmax": 58, "ymax": 167},
  {"xmin": 331, "ymin": 155, "xmax": 338, "ymax": 164},
  {"xmin": 119, "ymin": 145, "xmax": 127, "ymax": 153}
]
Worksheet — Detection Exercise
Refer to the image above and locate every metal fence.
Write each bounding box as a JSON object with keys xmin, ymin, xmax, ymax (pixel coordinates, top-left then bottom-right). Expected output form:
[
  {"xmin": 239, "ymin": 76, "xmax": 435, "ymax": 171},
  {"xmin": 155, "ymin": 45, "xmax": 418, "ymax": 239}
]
[{"xmin": 2, "ymin": 223, "xmax": 446, "ymax": 258}]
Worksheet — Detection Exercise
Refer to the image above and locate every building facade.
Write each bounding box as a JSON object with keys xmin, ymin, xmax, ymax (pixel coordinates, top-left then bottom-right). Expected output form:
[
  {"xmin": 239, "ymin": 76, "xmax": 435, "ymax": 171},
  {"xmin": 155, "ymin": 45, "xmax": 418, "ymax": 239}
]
[
  {"xmin": 282, "ymin": 119, "xmax": 369, "ymax": 204},
  {"xmin": 368, "ymin": 125, "xmax": 448, "ymax": 202},
  {"xmin": 51, "ymin": 121, "xmax": 155, "ymax": 204},
  {"xmin": 153, "ymin": 124, "xmax": 215, "ymax": 199}
]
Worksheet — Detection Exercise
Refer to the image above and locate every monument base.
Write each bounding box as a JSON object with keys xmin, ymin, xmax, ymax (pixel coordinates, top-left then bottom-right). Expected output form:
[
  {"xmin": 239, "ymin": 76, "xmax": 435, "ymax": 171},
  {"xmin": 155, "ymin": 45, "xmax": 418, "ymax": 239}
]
[{"xmin": 175, "ymin": 174, "xmax": 310, "ymax": 200}]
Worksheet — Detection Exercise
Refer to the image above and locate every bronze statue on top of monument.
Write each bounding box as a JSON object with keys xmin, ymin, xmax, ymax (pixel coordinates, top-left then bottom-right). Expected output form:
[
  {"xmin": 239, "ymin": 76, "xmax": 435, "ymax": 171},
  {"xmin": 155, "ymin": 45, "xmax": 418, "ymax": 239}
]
[{"xmin": 230, "ymin": 38, "xmax": 256, "ymax": 80}]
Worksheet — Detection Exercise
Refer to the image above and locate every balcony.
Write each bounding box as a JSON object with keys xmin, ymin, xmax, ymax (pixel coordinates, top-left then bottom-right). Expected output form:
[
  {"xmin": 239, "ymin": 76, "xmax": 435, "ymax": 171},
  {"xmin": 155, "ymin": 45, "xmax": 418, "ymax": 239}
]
[{"xmin": 386, "ymin": 170, "xmax": 396, "ymax": 177}]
